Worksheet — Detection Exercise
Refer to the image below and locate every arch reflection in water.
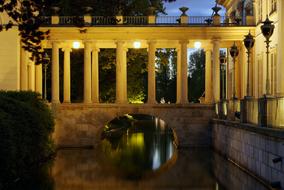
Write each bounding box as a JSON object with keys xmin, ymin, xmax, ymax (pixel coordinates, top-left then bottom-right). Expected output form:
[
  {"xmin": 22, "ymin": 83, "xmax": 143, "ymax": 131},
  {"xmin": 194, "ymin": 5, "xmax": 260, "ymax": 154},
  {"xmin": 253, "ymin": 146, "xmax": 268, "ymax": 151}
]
[{"xmin": 101, "ymin": 114, "xmax": 177, "ymax": 177}]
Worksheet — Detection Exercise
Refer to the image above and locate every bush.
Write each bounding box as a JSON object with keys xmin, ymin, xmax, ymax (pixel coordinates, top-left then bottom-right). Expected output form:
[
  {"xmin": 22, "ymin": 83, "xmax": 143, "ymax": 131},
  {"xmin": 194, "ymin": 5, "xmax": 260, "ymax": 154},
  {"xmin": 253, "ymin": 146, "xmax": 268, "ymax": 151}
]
[{"xmin": 0, "ymin": 91, "xmax": 55, "ymax": 185}]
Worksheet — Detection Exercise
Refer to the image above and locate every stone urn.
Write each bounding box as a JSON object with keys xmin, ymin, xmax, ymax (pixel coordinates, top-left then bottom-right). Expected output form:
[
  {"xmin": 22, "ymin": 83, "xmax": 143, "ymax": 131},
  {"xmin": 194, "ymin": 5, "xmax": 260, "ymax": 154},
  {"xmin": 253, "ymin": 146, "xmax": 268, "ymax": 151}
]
[
  {"xmin": 84, "ymin": 6, "xmax": 93, "ymax": 15},
  {"xmin": 51, "ymin": 6, "xmax": 60, "ymax": 15},
  {"xmin": 179, "ymin": 7, "xmax": 189, "ymax": 16},
  {"xmin": 148, "ymin": 6, "xmax": 156, "ymax": 16},
  {"xmin": 212, "ymin": 5, "xmax": 222, "ymax": 16}
]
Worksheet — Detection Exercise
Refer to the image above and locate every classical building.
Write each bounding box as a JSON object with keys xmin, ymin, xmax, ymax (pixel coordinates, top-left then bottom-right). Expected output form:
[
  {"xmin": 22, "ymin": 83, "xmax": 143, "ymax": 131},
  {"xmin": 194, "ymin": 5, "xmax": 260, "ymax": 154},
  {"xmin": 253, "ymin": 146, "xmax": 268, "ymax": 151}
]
[
  {"xmin": 0, "ymin": 0, "xmax": 283, "ymax": 123},
  {"xmin": 0, "ymin": 3, "xmax": 257, "ymax": 105}
]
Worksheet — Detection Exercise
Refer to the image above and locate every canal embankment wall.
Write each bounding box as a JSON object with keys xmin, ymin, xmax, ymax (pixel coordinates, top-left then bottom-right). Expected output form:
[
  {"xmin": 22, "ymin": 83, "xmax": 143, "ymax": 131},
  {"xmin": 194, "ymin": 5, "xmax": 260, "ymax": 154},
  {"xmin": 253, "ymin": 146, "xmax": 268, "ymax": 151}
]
[{"xmin": 212, "ymin": 119, "xmax": 284, "ymax": 189}]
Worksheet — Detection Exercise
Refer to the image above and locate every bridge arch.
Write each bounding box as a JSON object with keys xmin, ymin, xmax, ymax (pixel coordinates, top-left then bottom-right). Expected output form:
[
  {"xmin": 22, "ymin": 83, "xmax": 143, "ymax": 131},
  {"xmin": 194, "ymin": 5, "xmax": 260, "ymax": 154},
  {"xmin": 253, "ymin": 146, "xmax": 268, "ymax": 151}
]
[{"xmin": 53, "ymin": 104, "xmax": 214, "ymax": 148}]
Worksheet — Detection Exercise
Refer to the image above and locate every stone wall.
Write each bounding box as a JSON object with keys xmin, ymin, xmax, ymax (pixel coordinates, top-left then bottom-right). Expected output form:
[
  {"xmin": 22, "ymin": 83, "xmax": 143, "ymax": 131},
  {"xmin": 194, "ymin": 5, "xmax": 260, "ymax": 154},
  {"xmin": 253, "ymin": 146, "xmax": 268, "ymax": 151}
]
[
  {"xmin": 52, "ymin": 104, "xmax": 214, "ymax": 148},
  {"xmin": 213, "ymin": 120, "xmax": 284, "ymax": 189}
]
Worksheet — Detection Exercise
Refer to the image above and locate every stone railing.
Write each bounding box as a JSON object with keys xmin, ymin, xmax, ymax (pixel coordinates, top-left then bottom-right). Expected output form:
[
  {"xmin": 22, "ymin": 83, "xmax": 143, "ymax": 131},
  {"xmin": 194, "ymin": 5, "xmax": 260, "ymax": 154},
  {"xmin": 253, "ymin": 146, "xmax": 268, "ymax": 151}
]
[
  {"xmin": 264, "ymin": 97, "xmax": 284, "ymax": 128},
  {"xmin": 216, "ymin": 97, "xmax": 284, "ymax": 129},
  {"xmin": 40, "ymin": 15, "xmax": 253, "ymax": 26},
  {"xmin": 241, "ymin": 97, "xmax": 258, "ymax": 125}
]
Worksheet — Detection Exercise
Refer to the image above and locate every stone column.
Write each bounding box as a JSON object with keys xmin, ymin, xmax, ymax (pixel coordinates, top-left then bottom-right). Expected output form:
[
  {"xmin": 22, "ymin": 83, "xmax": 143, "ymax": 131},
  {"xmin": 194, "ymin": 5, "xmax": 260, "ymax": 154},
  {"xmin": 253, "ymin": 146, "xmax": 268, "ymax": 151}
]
[
  {"xmin": 239, "ymin": 43, "xmax": 247, "ymax": 98},
  {"xmin": 179, "ymin": 40, "xmax": 189, "ymax": 104},
  {"xmin": 277, "ymin": 0, "xmax": 284, "ymax": 96},
  {"xmin": 35, "ymin": 63, "xmax": 42, "ymax": 95},
  {"xmin": 116, "ymin": 41, "xmax": 128, "ymax": 104},
  {"xmin": 212, "ymin": 39, "xmax": 220, "ymax": 102},
  {"xmin": 20, "ymin": 48, "xmax": 28, "ymax": 90},
  {"xmin": 234, "ymin": 53, "xmax": 240, "ymax": 99},
  {"xmin": 28, "ymin": 60, "xmax": 35, "ymax": 91},
  {"xmin": 52, "ymin": 41, "xmax": 60, "ymax": 103},
  {"xmin": 84, "ymin": 41, "xmax": 92, "ymax": 104},
  {"xmin": 176, "ymin": 47, "xmax": 181, "ymax": 103},
  {"xmin": 62, "ymin": 47, "xmax": 72, "ymax": 103},
  {"xmin": 147, "ymin": 41, "xmax": 157, "ymax": 104},
  {"xmin": 205, "ymin": 48, "xmax": 213, "ymax": 103},
  {"xmin": 92, "ymin": 47, "xmax": 100, "ymax": 103}
]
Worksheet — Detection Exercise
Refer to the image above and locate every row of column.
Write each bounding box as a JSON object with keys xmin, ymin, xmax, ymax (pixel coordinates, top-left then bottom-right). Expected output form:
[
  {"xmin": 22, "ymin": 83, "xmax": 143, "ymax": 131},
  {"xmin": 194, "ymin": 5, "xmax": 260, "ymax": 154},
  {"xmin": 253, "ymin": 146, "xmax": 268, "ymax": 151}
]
[
  {"xmin": 20, "ymin": 48, "xmax": 42, "ymax": 94},
  {"xmin": 49, "ymin": 40, "xmax": 192, "ymax": 104},
  {"xmin": 20, "ymin": 40, "xmax": 223, "ymax": 104}
]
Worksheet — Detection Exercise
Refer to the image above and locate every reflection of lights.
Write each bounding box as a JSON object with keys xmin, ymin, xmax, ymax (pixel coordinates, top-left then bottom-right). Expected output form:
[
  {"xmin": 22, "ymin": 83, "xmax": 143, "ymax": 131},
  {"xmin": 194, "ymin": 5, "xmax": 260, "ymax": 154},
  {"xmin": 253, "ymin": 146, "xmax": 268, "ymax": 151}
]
[
  {"xmin": 73, "ymin": 41, "xmax": 80, "ymax": 49},
  {"xmin": 167, "ymin": 142, "xmax": 173, "ymax": 160},
  {"xmin": 152, "ymin": 148, "xmax": 161, "ymax": 170},
  {"xmin": 222, "ymin": 102, "xmax": 227, "ymax": 116},
  {"xmin": 130, "ymin": 133, "xmax": 144, "ymax": 147},
  {"xmin": 155, "ymin": 118, "xmax": 158, "ymax": 129}
]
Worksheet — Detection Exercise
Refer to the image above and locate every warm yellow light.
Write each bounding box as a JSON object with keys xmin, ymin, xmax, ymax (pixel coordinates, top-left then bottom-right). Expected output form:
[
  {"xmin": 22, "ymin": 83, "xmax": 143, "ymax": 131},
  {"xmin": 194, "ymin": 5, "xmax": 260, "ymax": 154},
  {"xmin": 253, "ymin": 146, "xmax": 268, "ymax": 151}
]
[
  {"xmin": 73, "ymin": 41, "xmax": 80, "ymax": 49},
  {"xmin": 130, "ymin": 133, "xmax": 144, "ymax": 147},
  {"xmin": 194, "ymin": 41, "xmax": 202, "ymax": 49},
  {"xmin": 133, "ymin": 41, "xmax": 141, "ymax": 49}
]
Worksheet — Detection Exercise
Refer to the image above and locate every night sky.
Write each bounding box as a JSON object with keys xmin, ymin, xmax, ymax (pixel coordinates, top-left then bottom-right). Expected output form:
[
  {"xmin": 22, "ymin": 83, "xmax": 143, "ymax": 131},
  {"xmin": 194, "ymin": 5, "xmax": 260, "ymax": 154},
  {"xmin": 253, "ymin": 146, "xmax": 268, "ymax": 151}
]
[{"xmin": 164, "ymin": 0, "xmax": 226, "ymax": 16}]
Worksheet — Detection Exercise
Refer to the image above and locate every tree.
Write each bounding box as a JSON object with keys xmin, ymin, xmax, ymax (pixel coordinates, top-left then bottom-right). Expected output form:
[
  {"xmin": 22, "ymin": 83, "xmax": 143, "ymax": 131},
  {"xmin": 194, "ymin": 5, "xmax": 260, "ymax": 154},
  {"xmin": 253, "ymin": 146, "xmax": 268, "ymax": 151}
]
[
  {"xmin": 53, "ymin": 0, "xmax": 176, "ymax": 16},
  {"xmin": 188, "ymin": 49, "xmax": 205, "ymax": 102},
  {"xmin": 155, "ymin": 49, "xmax": 177, "ymax": 103},
  {"xmin": 0, "ymin": 0, "xmax": 51, "ymax": 64}
]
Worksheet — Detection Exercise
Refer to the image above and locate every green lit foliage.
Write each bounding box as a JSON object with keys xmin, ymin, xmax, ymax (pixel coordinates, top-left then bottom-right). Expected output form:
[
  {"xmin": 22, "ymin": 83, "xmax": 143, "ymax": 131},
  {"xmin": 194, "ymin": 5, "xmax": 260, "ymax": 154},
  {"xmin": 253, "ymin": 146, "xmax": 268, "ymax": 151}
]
[
  {"xmin": 155, "ymin": 48, "xmax": 177, "ymax": 103},
  {"xmin": 127, "ymin": 49, "xmax": 148, "ymax": 103}
]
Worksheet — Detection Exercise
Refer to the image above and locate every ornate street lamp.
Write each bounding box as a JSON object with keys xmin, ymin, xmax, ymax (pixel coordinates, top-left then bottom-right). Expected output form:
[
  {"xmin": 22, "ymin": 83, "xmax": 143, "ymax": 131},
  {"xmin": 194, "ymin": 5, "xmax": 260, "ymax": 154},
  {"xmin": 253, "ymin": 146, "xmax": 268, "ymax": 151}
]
[
  {"xmin": 42, "ymin": 53, "xmax": 50, "ymax": 100},
  {"xmin": 243, "ymin": 32, "xmax": 255, "ymax": 97},
  {"xmin": 220, "ymin": 52, "xmax": 227, "ymax": 100},
  {"xmin": 261, "ymin": 16, "xmax": 275, "ymax": 95},
  {"xmin": 229, "ymin": 42, "xmax": 239, "ymax": 99}
]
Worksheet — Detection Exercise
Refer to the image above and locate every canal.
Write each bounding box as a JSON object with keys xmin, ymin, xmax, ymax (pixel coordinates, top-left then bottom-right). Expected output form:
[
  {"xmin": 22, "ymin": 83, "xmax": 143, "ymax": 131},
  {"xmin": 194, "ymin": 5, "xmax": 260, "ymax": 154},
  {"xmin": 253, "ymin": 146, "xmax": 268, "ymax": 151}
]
[
  {"xmin": 50, "ymin": 114, "xmax": 268, "ymax": 190},
  {"xmin": 7, "ymin": 114, "xmax": 269, "ymax": 190}
]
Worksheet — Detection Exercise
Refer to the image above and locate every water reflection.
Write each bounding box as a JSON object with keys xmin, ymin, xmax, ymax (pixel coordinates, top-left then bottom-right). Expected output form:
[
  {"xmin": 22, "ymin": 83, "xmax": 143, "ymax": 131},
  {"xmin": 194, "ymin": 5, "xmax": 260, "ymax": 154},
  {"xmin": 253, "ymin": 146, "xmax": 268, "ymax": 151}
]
[
  {"xmin": 101, "ymin": 114, "xmax": 177, "ymax": 177},
  {"xmin": 50, "ymin": 149, "xmax": 269, "ymax": 190}
]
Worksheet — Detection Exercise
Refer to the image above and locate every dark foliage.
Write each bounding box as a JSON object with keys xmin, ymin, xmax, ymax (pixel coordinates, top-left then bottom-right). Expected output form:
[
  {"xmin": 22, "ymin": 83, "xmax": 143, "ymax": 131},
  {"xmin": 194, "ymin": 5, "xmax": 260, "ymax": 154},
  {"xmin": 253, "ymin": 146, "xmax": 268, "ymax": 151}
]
[
  {"xmin": 0, "ymin": 91, "xmax": 55, "ymax": 187},
  {"xmin": 0, "ymin": 0, "xmax": 51, "ymax": 64}
]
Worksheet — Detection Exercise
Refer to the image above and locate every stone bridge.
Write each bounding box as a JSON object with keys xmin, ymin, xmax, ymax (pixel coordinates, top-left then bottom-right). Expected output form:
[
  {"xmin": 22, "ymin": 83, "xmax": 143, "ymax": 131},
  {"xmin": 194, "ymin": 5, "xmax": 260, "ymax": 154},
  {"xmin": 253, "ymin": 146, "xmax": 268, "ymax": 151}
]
[{"xmin": 52, "ymin": 104, "xmax": 215, "ymax": 148}]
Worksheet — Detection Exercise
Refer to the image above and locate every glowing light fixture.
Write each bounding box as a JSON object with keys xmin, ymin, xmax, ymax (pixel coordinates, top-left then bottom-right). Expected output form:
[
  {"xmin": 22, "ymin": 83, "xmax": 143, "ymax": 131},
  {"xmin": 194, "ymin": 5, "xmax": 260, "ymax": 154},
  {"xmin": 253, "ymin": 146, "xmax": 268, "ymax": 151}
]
[
  {"xmin": 73, "ymin": 41, "xmax": 80, "ymax": 49},
  {"xmin": 194, "ymin": 41, "xmax": 202, "ymax": 49},
  {"xmin": 133, "ymin": 41, "xmax": 141, "ymax": 49}
]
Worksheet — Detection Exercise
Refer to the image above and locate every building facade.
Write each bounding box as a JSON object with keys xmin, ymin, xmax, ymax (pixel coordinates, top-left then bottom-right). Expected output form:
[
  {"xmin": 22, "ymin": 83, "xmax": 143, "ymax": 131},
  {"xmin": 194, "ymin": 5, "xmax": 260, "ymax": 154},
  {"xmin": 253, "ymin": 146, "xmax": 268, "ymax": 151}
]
[{"xmin": 0, "ymin": 0, "xmax": 283, "ymax": 106}]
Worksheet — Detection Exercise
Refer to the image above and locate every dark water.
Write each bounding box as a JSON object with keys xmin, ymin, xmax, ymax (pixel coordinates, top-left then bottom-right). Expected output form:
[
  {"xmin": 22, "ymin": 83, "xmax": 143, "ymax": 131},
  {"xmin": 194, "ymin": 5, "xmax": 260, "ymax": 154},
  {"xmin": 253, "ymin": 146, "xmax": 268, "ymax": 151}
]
[
  {"xmin": 100, "ymin": 114, "xmax": 177, "ymax": 178},
  {"xmin": 3, "ymin": 115, "xmax": 269, "ymax": 190}
]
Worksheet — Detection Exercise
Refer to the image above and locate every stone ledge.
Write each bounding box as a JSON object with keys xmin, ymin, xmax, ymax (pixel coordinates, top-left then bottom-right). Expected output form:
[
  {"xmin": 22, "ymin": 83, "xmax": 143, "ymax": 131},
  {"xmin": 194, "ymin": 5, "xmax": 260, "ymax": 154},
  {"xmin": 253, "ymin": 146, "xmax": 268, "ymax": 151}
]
[
  {"xmin": 212, "ymin": 119, "xmax": 284, "ymax": 140},
  {"xmin": 52, "ymin": 103, "xmax": 215, "ymax": 110}
]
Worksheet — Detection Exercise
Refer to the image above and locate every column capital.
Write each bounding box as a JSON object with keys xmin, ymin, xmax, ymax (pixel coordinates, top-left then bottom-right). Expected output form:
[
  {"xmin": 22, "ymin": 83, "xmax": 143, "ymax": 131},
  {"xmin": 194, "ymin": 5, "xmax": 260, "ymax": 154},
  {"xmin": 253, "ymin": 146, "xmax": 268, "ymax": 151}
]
[
  {"xmin": 62, "ymin": 47, "xmax": 72, "ymax": 52},
  {"xmin": 92, "ymin": 47, "xmax": 100, "ymax": 52},
  {"xmin": 51, "ymin": 40, "xmax": 62, "ymax": 47},
  {"xmin": 211, "ymin": 38, "xmax": 221, "ymax": 44},
  {"xmin": 147, "ymin": 40, "xmax": 157, "ymax": 45},
  {"xmin": 116, "ymin": 40, "xmax": 126, "ymax": 45},
  {"xmin": 179, "ymin": 40, "xmax": 189, "ymax": 45},
  {"xmin": 204, "ymin": 47, "xmax": 213, "ymax": 52}
]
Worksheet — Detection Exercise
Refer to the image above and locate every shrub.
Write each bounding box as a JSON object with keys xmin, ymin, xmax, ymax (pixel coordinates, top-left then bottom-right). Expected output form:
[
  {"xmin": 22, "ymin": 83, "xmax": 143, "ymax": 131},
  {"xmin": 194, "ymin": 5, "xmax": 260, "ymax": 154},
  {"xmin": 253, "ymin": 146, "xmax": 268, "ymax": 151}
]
[{"xmin": 0, "ymin": 91, "xmax": 55, "ymax": 185}]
